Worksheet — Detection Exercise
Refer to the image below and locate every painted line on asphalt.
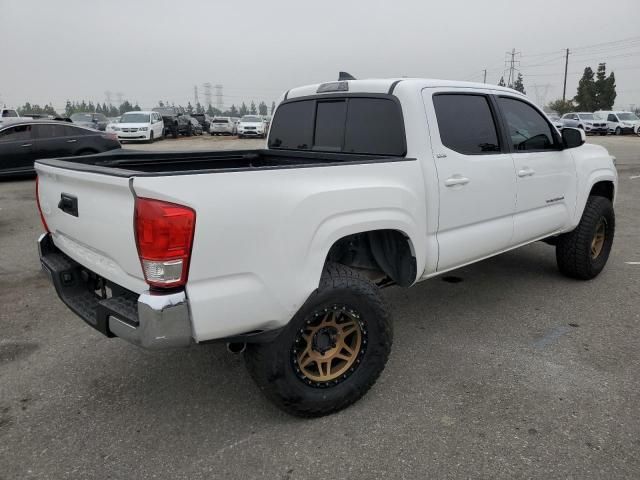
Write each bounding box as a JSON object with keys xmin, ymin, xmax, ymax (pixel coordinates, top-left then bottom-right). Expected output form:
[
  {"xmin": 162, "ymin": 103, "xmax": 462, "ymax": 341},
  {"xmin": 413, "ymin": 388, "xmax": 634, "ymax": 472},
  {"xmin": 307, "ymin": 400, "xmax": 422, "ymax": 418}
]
[
  {"xmin": 625, "ymin": 262, "xmax": 640, "ymax": 265},
  {"xmin": 630, "ymin": 175, "xmax": 640, "ymax": 180}
]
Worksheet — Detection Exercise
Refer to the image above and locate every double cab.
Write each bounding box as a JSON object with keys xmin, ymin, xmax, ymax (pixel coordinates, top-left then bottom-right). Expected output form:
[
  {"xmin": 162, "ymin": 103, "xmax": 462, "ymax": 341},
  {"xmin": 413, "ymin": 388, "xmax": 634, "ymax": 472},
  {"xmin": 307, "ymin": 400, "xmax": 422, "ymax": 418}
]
[{"xmin": 36, "ymin": 78, "xmax": 617, "ymax": 417}]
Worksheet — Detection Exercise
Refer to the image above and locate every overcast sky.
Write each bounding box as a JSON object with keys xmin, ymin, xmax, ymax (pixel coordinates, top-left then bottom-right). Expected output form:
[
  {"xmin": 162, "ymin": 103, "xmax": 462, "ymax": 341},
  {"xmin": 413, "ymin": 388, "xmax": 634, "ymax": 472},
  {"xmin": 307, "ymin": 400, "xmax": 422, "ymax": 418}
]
[{"xmin": 2, "ymin": 0, "xmax": 639, "ymax": 112}]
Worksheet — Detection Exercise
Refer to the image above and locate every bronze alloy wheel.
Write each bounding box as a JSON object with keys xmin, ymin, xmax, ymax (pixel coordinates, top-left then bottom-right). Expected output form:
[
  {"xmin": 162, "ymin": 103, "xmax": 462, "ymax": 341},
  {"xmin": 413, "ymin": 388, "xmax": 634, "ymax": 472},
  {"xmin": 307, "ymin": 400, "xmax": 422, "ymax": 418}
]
[
  {"xmin": 292, "ymin": 305, "xmax": 367, "ymax": 388},
  {"xmin": 591, "ymin": 217, "xmax": 607, "ymax": 259}
]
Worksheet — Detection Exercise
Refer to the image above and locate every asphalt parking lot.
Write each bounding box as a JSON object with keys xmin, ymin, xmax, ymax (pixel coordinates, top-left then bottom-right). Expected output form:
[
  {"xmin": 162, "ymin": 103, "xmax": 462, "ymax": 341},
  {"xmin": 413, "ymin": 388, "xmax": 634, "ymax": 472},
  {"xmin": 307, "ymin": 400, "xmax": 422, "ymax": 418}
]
[{"xmin": 1, "ymin": 136, "xmax": 639, "ymax": 479}]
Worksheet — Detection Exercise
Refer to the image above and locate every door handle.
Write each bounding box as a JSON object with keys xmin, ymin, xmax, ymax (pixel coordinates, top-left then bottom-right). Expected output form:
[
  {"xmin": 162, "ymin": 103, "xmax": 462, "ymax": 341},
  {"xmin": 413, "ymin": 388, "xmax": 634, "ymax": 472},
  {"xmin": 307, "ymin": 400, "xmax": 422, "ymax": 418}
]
[
  {"xmin": 444, "ymin": 175, "xmax": 470, "ymax": 187},
  {"xmin": 66, "ymin": 139, "xmax": 77, "ymax": 143},
  {"xmin": 21, "ymin": 143, "xmax": 32, "ymax": 147},
  {"xmin": 517, "ymin": 167, "xmax": 535, "ymax": 177}
]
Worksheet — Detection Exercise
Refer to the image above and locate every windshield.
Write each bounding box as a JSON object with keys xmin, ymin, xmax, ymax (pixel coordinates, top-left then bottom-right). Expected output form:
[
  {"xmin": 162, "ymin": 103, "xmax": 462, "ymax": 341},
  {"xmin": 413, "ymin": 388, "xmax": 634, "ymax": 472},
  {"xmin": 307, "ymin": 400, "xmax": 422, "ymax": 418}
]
[
  {"xmin": 578, "ymin": 114, "xmax": 594, "ymax": 120},
  {"xmin": 2, "ymin": 110, "xmax": 18, "ymax": 117},
  {"xmin": 71, "ymin": 113, "xmax": 93, "ymax": 122},
  {"xmin": 153, "ymin": 108, "xmax": 175, "ymax": 115},
  {"xmin": 241, "ymin": 116, "xmax": 262, "ymax": 123},
  {"xmin": 618, "ymin": 113, "xmax": 639, "ymax": 121},
  {"xmin": 120, "ymin": 113, "xmax": 150, "ymax": 123},
  {"xmin": 548, "ymin": 114, "xmax": 560, "ymax": 121}
]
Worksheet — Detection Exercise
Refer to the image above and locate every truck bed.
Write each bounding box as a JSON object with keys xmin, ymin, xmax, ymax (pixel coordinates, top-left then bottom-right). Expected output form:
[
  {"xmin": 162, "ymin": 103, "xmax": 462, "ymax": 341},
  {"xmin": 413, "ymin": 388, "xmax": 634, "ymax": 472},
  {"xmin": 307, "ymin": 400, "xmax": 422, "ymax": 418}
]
[{"xmin": 35, "ymin": 148, "xmax": 406, "ymax": 177}]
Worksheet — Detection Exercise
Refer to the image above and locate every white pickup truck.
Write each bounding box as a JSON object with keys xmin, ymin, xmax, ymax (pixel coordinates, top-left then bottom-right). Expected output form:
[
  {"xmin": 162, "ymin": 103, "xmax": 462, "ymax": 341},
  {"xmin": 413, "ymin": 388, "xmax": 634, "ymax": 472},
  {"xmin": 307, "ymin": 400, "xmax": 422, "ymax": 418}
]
[{"xmin": 36, "ymin": 78, "xmax": 617, "ymax": 417}]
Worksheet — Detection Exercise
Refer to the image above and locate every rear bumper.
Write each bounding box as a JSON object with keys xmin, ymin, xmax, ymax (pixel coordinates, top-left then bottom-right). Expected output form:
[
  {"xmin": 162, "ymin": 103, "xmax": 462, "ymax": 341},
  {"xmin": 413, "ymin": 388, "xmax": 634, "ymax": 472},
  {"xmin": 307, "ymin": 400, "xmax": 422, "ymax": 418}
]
[
  {"xmin": 117, "ymin": 132, "xmax": 151, "ymax": 141},
  {"xmin": 38, "ymin": 233, "xmax": 193, "ymax": 349}
]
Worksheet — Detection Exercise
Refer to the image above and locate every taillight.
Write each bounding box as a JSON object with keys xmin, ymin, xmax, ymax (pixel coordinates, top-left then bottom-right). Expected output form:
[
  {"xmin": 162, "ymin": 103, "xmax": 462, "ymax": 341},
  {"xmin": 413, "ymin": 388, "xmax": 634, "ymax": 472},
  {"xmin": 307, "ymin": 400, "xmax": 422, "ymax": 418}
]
[
  {"xmin": 134, "ymin": 197, "xmax": 196, "ymax": 289},
  {"xmin": 35, "ymin": 175, "xmax": 50, "ymax": 233},
  {"xmin": 102, "ymin": 132, "xmax": 119, "ymax": 142}
]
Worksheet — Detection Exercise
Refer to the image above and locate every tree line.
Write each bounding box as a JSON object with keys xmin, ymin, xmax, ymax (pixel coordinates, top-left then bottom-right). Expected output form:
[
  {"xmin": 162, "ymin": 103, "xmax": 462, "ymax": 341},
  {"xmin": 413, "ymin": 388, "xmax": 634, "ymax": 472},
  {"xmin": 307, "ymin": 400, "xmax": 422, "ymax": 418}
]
[
  {"xmin": 161, "ymin": 100, "xmax": 277, "ymax": 118},
  {"xmin": 16, "ymin": 98, "xmax": 277, "ymax": 119},
  {"xmin": 547, "ymin": 63, "xmax": 616, "ymax": 115}
]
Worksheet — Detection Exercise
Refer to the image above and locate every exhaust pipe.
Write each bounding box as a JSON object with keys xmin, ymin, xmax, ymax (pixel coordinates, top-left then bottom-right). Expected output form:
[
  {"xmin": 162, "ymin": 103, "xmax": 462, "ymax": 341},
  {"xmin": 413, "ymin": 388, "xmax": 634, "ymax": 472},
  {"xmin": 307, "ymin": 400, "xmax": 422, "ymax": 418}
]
[{"xmin": 226, "ymin": 342, "xmax": 246, "ymax": 354}]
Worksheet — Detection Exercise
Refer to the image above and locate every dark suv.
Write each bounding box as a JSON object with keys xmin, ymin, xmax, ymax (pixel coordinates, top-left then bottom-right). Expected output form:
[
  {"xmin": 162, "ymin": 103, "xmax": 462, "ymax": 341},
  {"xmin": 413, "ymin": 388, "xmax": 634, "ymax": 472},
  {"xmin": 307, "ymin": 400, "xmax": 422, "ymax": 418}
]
[
  {"xmin": 70, "ymin": 112, "xmax": 109, "ymax": 131},
  {"xmin": 152, "ymin": 107, "xmax": 192, "ymax": 138},
  {"xmin": 190, "ymin": 113, "xmax": 212, "ymax": 134}
]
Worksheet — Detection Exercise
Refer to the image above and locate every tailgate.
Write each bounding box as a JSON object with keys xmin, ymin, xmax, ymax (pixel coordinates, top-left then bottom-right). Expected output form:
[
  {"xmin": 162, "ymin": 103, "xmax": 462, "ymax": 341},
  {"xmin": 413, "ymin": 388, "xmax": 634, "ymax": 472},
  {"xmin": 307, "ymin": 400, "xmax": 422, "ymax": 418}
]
[{"xmin": 36, "ymin": 162, "xmax": 147, "ymax": 294}]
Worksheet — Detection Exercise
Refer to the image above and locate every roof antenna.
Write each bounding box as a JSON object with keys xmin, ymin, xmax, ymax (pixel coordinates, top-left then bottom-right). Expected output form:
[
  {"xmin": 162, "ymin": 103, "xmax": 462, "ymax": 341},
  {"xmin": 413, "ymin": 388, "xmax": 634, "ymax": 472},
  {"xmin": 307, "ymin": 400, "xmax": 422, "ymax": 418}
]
[{"xmin": 339, "ymin": 71, "xmax": 356, "ymax": 81}]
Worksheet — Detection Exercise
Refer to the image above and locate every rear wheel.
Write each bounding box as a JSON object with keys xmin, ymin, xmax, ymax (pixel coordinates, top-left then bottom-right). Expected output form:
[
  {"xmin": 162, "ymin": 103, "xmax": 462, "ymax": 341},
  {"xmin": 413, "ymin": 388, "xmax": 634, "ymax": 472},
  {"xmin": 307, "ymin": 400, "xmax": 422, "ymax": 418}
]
[
  {"xmin": 245, "ymin": 263, "xmax": 392, "ymax": 417},
  {"xmin": 556, "ymin": 196, "xmax": 615, "ymax": 280}
]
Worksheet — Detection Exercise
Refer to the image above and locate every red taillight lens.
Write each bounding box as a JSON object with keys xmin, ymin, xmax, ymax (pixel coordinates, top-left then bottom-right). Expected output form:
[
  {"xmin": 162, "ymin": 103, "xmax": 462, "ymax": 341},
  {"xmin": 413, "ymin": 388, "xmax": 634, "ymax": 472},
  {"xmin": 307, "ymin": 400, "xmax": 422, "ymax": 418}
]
[
  {"xmin": 102, "ymin": 132, "xmax": 118, "ymax": 142},
  {"xmin": 35, "ymin": 175, "xmax": 50, "ymax": 233},
  {"xmin": 134, "ymin": 197, "xmax": 196, "ymax": 289}
]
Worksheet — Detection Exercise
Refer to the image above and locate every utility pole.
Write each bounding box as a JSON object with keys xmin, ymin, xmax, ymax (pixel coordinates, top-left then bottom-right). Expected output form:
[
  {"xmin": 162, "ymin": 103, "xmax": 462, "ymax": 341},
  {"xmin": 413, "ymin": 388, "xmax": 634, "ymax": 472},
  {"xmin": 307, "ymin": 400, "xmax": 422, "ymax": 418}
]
[
  {"xmin": 562, "ymin": 48, "xmax": 570, "ymax": 102},
  {"xmin": 504, "ymin": 48, "xmax": 520, "ymax": 88},
  {"xmin": 193, "ymin": 85, "xmax": 199, "ymax": 107},
  {"xmin": 483, "ymin": 69, "xmax": 487, "ymax": 83}
]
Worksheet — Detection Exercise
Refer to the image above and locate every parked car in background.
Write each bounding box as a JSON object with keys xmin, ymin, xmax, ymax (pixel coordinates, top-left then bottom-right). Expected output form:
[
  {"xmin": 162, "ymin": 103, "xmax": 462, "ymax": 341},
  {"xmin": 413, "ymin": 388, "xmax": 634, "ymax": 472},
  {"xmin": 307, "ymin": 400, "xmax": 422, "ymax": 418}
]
[
  {"xmin": 112, "ymin": 111, "xmax": 164, "ymax": 143},
  {"xmin": 560, "ymin": 112, "xmax": 608, "ymax": 135},
  {"xmin": 70, "ymin": 112, "xmax": 109, "ymax": 131},
  {"xmin": 237, "ymin": 115, "xmax": 266, "ymax": 138},
  {"xmin": 594, "ymin": 111, "xmax": 640, "ymax": 135},
  {"xmin": 0, "ymin": 107, "xmax": 22, "ymax": 127},
  {"xmin": 546, "ymin": 113, "xmax": 563, "ymax": 130},
  {"xmin": 190, "ymin": 113, "xmax": 212, "ymax": 134},
  {"xmin": 188, "ymin": 116, "xmax": 203, "ymax": 135},
  {"xmin": 210, "ymin": 116, "xmax": 237, "ymax": 135},
  {"xmin": 0, "ymin": 120, "xmax": 120, "ymax": 176},
  {"xmin": 152, "ymin": 106, "xmax": 191, "ymax": 138}
]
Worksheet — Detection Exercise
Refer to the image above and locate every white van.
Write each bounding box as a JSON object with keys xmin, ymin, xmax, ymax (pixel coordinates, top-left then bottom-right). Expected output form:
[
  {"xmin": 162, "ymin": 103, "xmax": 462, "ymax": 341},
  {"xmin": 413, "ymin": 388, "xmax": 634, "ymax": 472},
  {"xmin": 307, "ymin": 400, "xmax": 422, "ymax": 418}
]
[
  {"xmin": 113, "ymin": 111, "xmax": 164, "ymax": 142},
  {"xmin": 594, "ymin": 111, "xmax": 640, "ymax": 135}
]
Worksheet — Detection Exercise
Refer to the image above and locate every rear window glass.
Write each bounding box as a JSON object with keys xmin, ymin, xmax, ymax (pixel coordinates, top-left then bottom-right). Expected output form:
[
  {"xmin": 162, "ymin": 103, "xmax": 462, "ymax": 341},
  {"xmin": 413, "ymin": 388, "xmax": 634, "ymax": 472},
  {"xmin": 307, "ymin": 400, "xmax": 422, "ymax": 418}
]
[
  {"xmin": 0, "ymin": 124, "xmax": 32, "ymax": 141},
  {"xmin": 314, "ymin": 101, "xmax": 347, "ymax": 151},
  {"xmin": 269, "ymin": 97, "xmax": 405, "ymax": 156}
]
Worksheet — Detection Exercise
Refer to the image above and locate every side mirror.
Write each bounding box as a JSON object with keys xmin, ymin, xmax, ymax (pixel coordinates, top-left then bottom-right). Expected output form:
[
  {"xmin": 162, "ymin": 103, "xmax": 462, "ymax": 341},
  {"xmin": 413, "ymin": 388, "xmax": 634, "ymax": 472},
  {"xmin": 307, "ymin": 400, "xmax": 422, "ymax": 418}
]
[{"xmin": 562, "ymin": 127, "xmax": 585, "ymax": 149}]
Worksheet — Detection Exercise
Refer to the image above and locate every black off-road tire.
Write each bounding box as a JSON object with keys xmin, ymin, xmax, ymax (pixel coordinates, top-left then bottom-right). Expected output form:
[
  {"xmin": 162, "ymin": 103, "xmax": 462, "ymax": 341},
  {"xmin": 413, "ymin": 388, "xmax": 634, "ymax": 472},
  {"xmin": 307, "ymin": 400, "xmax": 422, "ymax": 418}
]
[
  {"xmin": 556, "ymin": 196, "xmax": 615, "ymax": 280},
  {"xmin": 244, "ymin": 263, "xmax": 393, "ymax": 417},
  {"xmin": 148, "ymin": 131, "xmax": 154, "ymax": 143},
  {"xmin": 171, "ymin": 126, "xmax": 178, "ymax": 139}
]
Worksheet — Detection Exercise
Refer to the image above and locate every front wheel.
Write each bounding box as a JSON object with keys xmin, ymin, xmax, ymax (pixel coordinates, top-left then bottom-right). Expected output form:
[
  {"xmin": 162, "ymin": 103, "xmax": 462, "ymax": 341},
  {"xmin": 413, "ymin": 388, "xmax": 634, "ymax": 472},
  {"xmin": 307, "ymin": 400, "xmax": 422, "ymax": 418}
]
[
  {"xmin": 615, "ymin": 127, "xmax": 622, "ymax": 136},
  {"xmin": 245, "ymin": 263, "xmax": 392, "ymax": 417},
  {"xmin": 148, "ymin": 131, "xmax": 154, "ymax": 143},
  {"xmin": 556, "ymin": 196, "xmax": 615, "ymax": 280}
]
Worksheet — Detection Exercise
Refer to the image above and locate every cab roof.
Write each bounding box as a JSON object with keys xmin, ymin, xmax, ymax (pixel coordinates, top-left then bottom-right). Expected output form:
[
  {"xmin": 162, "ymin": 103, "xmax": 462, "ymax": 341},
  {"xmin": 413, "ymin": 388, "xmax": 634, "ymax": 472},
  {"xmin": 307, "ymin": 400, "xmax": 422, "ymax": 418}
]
[{"xmin": 285, "ymin": 77, "xmax": 523, "ymax": 100}]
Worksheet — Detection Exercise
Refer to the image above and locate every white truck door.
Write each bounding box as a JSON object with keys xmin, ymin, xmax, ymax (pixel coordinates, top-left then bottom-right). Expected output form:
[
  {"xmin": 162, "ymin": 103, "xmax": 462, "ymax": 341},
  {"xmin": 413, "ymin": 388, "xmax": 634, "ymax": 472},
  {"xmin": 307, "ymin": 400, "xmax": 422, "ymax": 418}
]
[
  {"xmin": 495, "ymin": 96, "xmax": 577, "ymax": 244},
  {"xmin": 423, "ymin": 90, "xmax": 517, "ymax": 271}
]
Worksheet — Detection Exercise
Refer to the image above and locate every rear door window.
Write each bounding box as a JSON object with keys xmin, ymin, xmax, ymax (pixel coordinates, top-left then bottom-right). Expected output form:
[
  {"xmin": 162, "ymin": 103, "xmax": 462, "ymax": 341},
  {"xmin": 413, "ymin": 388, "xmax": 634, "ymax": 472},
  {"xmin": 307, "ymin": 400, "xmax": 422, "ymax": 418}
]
[
  {"xmin": 0, "ymin": 124, "xmax": 32, "ymax": 141},
  {"xmin": 33, "ymin": 124, "xmax": 69, "ymax": 138},
  {"xmin": 432, "ymin": 94, "xmax": 500, "ymax": 154},
  {"xmin": 269, "ymin": 97, "xmax": 405, "ymax": 155}
]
